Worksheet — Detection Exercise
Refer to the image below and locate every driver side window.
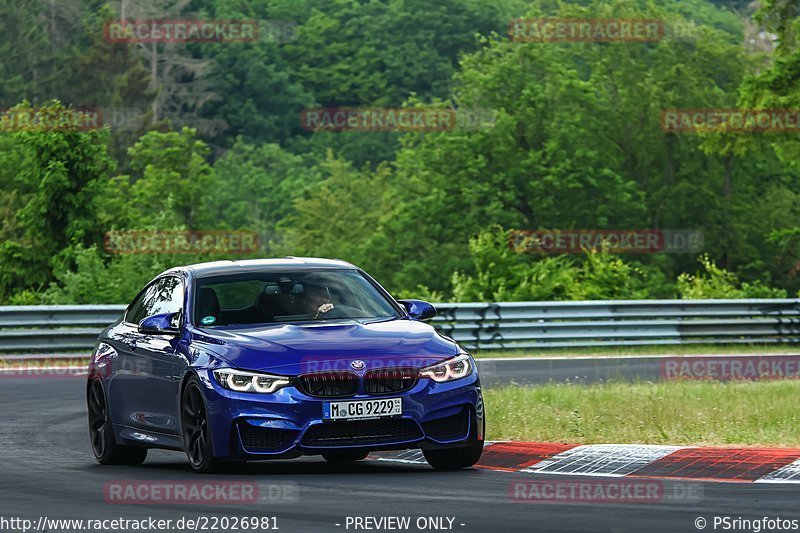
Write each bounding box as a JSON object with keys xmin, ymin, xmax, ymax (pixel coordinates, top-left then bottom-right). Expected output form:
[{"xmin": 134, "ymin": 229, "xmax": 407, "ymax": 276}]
[{"xmin": 126, "ymin": 277, "xmax": 184, "ymax": 325}]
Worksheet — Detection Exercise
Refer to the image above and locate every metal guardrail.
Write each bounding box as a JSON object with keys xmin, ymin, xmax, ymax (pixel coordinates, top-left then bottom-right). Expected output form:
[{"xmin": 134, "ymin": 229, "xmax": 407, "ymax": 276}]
[
  {"xmin": 1, "ymin": 299, "xmax": 799, "ymax": 353},
  {"xmin": 432, "ymin": 299, "xmax": 800, "ymax": 350},
  {"xmin": 0, "ymin": 305, "xmax": 125, "ymax": 352}
]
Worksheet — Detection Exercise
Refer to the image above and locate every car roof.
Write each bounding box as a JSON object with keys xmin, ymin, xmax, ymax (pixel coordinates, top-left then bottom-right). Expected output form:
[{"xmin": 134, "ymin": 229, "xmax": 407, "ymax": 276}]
[{"xmin": 161, "ymin": 257, "xmax": 358, "ymax": 279}]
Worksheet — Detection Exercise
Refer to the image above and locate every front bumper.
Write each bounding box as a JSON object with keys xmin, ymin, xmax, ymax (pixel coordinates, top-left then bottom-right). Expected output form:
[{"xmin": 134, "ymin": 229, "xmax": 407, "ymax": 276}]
[{"xmin": 198, "ymin": 369, "xmax": 483, "ymax": 459}]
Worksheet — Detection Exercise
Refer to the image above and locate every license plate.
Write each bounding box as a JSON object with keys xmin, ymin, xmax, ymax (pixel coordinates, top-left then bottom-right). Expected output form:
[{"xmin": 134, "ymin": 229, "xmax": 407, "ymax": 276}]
[{"xmin": 323, "ymin": 398, "xmax": 402, "ymax": 420}]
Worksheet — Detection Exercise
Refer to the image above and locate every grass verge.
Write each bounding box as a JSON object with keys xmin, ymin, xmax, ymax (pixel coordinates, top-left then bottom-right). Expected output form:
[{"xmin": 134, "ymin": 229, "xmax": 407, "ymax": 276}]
[
  {"xmin": 485, "ymin": 380, "xmax": 800, "ymax": 447},
  {"xmin": 473, "ymin": 343, "xmax": 800, "ymax": 359}
]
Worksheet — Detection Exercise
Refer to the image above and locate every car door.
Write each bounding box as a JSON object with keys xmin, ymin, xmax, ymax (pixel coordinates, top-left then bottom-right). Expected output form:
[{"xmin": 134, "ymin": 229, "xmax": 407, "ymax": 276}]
[{"xmin": 107, "ymin": 275, "xmax": 189, "ymax": 438}]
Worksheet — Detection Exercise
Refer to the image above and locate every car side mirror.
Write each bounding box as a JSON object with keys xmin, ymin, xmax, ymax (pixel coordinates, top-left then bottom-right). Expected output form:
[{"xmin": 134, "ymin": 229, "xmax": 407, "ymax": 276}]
[
  {"xmin": 138, "ymin": 312, "xmax": 181, "ymax": 335},
  {"xmin": 398, "ymin": 299, "xmax": 437, "ymax": 321}
]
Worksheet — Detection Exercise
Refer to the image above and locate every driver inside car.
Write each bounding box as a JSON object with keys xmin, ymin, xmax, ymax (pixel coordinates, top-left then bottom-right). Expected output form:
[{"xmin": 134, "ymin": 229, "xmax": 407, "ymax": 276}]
[{"xmin": 304, "ymin": 284, "xmax": 336, "ymax": 319}]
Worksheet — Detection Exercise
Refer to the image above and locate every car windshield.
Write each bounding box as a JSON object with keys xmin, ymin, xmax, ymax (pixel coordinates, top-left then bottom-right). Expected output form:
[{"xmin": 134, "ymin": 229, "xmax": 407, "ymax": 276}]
[{"xmin": 194, "ymin": 269, "xmax": 401, "ymax": 327}]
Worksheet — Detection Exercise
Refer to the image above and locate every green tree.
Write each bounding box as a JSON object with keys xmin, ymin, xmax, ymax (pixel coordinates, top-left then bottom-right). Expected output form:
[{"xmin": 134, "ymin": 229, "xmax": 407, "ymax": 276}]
[
  {"xmin": 677, "ymin": 255, "xmax": 788, "ymax": 298},
  {"xmin": 119, "ymin": 127, "xmax": 215, "ymax": 229},
  {"xmin": 369, "ymin": 0, "xmax": 775, "ymax": 294},
  {"xmin": 0, "ymin": 101, "xmax": 114, "ymax": 301},
  {"xmin": 450, "ymin": 228, "xmax": 672, "ymax": 302},
  {"xmin": 725, "ymin": 0, "xmax": 800, "ymax": 292},
  {"xmin": 38, "ymin": 245, "xmax": 171, "ymax": 304},
  {"xmin": 279, "ymin": 154, "xmax": 391, "ymax": 266},
  {"xmin": 205, "ymin": 139, "xmax": 322, "ymax": 251}
]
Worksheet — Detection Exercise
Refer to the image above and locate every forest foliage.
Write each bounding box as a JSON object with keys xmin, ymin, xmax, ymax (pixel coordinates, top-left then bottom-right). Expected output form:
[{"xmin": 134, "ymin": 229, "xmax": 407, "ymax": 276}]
[{"xmin": 1, "ymin": 0, "xmax": 799, "ymax": 304}]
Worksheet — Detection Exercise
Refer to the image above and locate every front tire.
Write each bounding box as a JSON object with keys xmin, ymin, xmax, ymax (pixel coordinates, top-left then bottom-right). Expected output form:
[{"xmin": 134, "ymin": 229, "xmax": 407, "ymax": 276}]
[
  {"xmin": 88, "ymin": 379, "xmax": 148, "ymax": 465},
  {"xmin": 181, "ymin": 377, "xmax": 224, "ymax": 473},
  {"xmin": 423, "ymin": 411, "xmax": 485, "ymax": 470},
  {"xmin": 322, "ymin": 450, "xmax": 369, "ymax": 462},
  {"xmin": 423, "ymin": 440, "xmax": 484, "ymax": 470}
]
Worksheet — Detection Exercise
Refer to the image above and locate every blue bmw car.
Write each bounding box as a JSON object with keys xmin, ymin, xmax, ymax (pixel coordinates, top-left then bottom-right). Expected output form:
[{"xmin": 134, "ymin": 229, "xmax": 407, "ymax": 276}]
[{"xmin": 87, "ymin": 258, "xmax": 484, "ymax": 472}]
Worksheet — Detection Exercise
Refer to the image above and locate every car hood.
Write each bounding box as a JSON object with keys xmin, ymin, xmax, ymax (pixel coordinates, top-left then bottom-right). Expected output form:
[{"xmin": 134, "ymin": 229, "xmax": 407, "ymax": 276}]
[{"xmin": 192, "ymin": 318, "xmax": 459, "ymax": 374}]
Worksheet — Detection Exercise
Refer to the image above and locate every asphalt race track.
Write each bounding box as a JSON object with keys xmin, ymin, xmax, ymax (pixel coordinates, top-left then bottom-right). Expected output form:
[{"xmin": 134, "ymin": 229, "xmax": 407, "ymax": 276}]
[
  {"xmin": 475, "ymin": 355, "xmax": 669, "ymax": 386},
  {"xmin": 475, "ymin": 353, "xmax": 800, "ymax": 386},
  {"xmin": 1, "ymin": 377, "xmax": 798, "ymax": 533}
]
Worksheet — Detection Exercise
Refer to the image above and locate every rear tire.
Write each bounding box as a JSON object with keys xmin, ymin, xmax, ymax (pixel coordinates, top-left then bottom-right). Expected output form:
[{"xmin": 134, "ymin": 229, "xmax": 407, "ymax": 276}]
[
  {"xmin": 423, "ymin": 440, "xmax": 483, "ymax": 470},
  {"xmin": 88, "ymin": 379, "xmax": 148, "ymax": 465},
  {"xmin": 322, "ymin": 450, "xmax": 369, "ymax": 462}
]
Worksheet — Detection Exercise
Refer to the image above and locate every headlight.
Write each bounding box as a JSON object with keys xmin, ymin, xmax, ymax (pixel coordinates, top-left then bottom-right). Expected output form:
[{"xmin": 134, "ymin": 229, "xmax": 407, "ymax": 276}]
[
  {"xmin": 419, "ymin": 353, "xmax": 473, "ymax": 383},
  {"xmin": 212, "ymin": 368, "xmax": 291, "ymax": 393}
]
